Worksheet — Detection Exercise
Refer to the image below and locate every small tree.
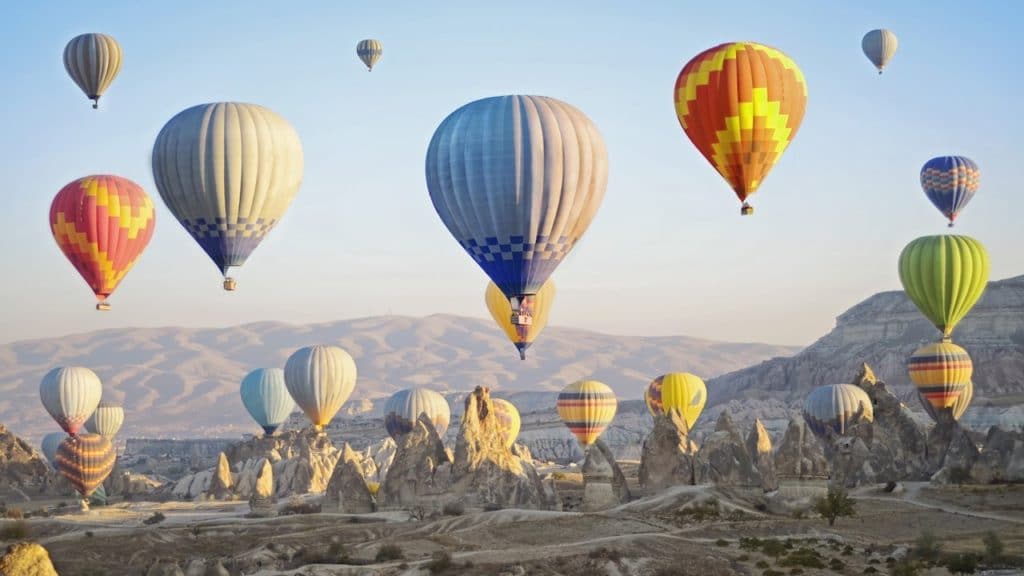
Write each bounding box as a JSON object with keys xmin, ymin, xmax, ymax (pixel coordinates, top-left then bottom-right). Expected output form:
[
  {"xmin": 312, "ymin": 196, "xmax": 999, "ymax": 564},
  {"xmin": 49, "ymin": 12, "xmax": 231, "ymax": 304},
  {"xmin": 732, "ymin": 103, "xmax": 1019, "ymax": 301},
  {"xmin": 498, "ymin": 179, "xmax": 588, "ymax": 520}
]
[
  {"xmin": 982, "ymin": 530, "xmax": 1003, "ymax": 564},
  {"xmin": 814, "ymin": 488, "xmax": 856, "ymax": 527},
  {"xmin": 945, "ymin": 553, "xmax": 978, "ymax": 574},
  {"xmin": 914, "ymin": 529, "xmax": 942, "ymax": 563}
]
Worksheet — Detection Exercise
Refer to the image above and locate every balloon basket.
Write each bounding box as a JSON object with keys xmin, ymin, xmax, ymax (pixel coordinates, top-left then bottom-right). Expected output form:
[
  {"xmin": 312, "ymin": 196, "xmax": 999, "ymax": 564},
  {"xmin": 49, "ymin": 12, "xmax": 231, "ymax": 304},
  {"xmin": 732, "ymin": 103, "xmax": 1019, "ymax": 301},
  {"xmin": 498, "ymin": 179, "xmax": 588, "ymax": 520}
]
[
  {"xmin": 95, "ymin": 302, "xmax": 111, "ymax": 312},
  {"xmin": 223, "ymin": 278, "xmax": 237, "ymax": 291},
  {"xmin": 740, "ymin": 204, "xmax": 754, "ymax": 216}
]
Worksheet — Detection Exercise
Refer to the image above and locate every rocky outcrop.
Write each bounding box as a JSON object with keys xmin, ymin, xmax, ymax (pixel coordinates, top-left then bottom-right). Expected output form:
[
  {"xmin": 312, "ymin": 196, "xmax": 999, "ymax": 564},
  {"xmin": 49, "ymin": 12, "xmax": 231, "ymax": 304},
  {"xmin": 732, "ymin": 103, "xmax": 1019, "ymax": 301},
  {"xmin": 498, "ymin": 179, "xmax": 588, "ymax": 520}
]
[
  {"xmin": 324, "ymin": 445, "xmax": 375, "ymax": 513},
  {"xmin": 0, "ymin": 424, "xmax": 50, "ymax": 495},
  {"xmin": 172, "ymin": 469, "xmax": 213, "ymax": 500},
  {"xmin": 247, "ymin": 458, "xmax": 276, "ymax": 517},
  {"xmin": 972, "ymin": 426, "xmax": 1024, "ymax": 483},
  {"xmin": 854, "ymin": 366, "xmax": 929, "ymax": 482},
  {"xmin": 381, "ymin": 413, "xmax": 450, "ymax": 508},
  {"xmin": 581, "ymin": 439, "xmax": 629, "ymax": 511},
  {"xmin": 145, "ymin": 559, "xmax": 185, "ymax": 576},
  {"xmin": 639, "ymin": 408, "xmax": 699, "ymax": 492},
  {"xmin": 205, "ymin": 452, "xmax": 234, "ymax": 500},
  {"xmin": 747, "ymin": 419, "xmax": 777, "ymax": 492},
  {"xmin": 928, "ymin": 414, "xmax": 981, "ymax": 483},
  {"xmin": 511, "ymin": 442, "xmax": 533, "ymax": 462},
  {"xmin": 695, "ymin": 411, "xmax": 761, "ymax": 487},
  {"xmin": 449, "ymin": 386, "xmax": 553, "ymax": 510},
  {"xmin": 0, "ymin": 542, "xmax": 58, "ymax": 576},
  {"xmin": 773, "ymin": 416, "xmax": 829, "ymax": 479}
]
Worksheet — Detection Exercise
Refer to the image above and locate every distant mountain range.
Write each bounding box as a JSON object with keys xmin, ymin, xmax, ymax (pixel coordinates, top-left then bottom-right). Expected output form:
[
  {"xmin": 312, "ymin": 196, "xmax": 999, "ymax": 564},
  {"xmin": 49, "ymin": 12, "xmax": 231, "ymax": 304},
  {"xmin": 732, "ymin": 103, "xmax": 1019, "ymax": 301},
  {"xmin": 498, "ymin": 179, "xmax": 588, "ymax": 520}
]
[{"xmin": 0, "ymin": 314, "xmax": 798, "ymax": 445}]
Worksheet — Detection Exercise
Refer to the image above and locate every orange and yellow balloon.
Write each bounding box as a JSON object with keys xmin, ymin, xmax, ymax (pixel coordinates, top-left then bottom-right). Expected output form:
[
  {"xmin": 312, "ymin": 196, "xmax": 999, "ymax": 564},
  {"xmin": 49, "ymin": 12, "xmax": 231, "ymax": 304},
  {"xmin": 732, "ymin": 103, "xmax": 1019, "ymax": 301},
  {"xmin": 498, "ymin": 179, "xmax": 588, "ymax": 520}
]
[
  {"xmin": 486, "ymin": 279, "xmax": 555, "ymax": 360},
  {"xmin": 644, "ymin": 372, "xmax": 707, "ymax": 431},
  {"xmin": 908, "ymin": 341, "xmax": 973, "ymax": 418},
  {"xmin": 50, "ymin": 175, "xmax": 156, "ymax": 310},
  {"xmin": 556, "ymin": 380, "xmax": 617, "ymax": 449},
  {"xmin": 673, "ymin": 42, "xmax": 807, "ymax": 215}
]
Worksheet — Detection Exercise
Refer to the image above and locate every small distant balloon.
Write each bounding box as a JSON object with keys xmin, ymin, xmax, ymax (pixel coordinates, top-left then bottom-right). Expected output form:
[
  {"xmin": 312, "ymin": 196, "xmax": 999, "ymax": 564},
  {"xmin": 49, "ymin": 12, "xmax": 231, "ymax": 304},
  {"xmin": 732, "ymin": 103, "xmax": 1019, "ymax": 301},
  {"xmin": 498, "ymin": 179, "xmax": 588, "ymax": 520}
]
[
  {"xmin": 356, "ymin": 39, "xmax": 383, "ymax": 71},
  {"xmin": 920, "ymin": 156, "xmax": 980, "ymax": 227},
  {"xmin": 64, "ymin": 33, "xmax": 122, "ymax": 108},
  {"xmin": 861, "ymin": 29, "xmax": 898, "ymax": 74},
  {"xmin": 486, "ymin": 280, "xmax": 555, "ymax": 360}
]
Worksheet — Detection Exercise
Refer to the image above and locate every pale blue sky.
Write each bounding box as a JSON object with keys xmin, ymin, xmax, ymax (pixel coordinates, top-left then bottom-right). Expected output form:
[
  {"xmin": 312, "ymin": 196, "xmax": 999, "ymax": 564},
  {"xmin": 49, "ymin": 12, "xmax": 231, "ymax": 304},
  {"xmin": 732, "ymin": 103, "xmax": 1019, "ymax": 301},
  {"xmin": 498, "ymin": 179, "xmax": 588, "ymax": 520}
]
[{"xmin": 1, "ymin": 1, "xmax": 1020, "ymax": 346}]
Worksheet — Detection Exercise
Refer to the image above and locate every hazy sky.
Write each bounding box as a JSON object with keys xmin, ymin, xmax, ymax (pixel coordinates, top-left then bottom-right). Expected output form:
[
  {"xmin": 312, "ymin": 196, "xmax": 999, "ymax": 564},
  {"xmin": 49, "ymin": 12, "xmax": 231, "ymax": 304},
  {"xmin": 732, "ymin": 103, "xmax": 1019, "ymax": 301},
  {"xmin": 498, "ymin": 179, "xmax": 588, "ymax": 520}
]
[{"xmin": 1, "ymin": 1, "xmax": 1020, "ymax": 347}]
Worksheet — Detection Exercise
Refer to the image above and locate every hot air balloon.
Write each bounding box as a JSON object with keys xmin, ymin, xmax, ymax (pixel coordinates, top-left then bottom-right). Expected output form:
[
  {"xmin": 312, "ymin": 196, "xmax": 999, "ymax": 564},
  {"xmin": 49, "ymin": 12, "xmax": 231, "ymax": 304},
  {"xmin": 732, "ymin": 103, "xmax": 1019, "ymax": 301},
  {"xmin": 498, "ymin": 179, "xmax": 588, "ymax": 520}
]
[
  {"xmin": 492, "ymin": 398, "xmax": 522, "ymax": 449},
  {"xmin": 909, "ymin": 341, "xmax": 973, "ymax": 418},
  {"xmin": 240, "ymin": 368, "xmax": 296, "ymax": 436},
  {"xmin": 151, "ymin": 102, "xmax": 304, "ymax": 291},
  {"xmin": 50, "ymin": 175, "xmax": 156, "ymax": 311},
  {"xmin": 898, "ymin": 235, "xmax": 990, "ymax": 341},
  {"xmin": 40, "ymin": 366, "xmax": 102, "ymax": 436},
  {"xmin": 63, "ymin": 33, "xmax": 122, "ymax": 109},
  {"xmin": 920, "ymin": 156, "xmax": 980, "ymax": 227},
  {"xmin": 802, "ymin": 384, "xmax": 873, "ymax": 437},
  {"xmin": 425, "ymin": 95, "xmax": 608, "ymax": 328},
  {"xmin": 41, "ymin": 432, "xmax": 67, "ymax": 467},
  {"xmin": 356, "ymin": 39, "xmax": 383, "ymax": 71},
  {"xmin": 644, "ymin": 372, "xmax": 707, "ymax": 431},
  {"xmin": 921, "ymin": 379, "xmax": 973, "ymax": 422},
  {"xmin": 284, "ymin": 345, "xmax": 357, "ymax": 432},
  {"xmin": 383, "ymin": 387, "xmax": 451, "ymax": 440},
  {"xmin": 556, "ymin": 380, "xmax": 617, "ymax": 449},
  {"xmin": 673, "ymin": 42, "xmax": 807, "ymax": 215},
  {"xmin": 486, "ymin": 279, "xmax": 555, "ymax": 360},
  {"xmin": 55, "ymin": 433, "xmax": 116, "ymax": 502},
  {"xmin": 862, "ymin": 29, "xmax": 898, "ymax": 74},
  {"xmin": 84, "ymin": 401, "xmax": 124, "ymax": 438}
]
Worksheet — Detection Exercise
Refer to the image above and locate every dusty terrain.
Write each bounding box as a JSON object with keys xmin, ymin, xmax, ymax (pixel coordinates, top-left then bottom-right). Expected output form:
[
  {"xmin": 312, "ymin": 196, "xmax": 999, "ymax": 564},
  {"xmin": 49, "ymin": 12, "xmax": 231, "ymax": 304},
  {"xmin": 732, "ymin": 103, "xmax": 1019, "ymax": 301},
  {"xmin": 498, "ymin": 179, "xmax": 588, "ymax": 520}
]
[{"xmin": 2, "ymin": 482, "xmax": 1020, "ymax": 576}]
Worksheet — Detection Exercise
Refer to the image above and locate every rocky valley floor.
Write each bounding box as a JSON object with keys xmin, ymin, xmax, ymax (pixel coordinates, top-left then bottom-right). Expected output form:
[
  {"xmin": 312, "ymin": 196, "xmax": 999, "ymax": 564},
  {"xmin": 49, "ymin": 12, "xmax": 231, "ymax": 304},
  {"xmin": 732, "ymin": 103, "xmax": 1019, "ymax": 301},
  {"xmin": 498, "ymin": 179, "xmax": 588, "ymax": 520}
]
[{"xmin": 3, "ymin": 483, "xmax": 1022, "ymax": 576}]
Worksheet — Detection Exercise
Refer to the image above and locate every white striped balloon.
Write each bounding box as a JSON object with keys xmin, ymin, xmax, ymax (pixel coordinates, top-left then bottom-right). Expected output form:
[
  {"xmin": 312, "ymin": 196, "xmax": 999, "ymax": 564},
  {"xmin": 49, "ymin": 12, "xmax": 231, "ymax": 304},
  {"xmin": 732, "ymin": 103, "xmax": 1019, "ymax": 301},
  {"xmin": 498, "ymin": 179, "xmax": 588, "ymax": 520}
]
[
  {"xmin": 356, "ymin": 39, "xmax": 383, "ymax": 71},
  {"xmin": 85, "ymin": 401, "xmax": 125, "ymax": 438},
  {"xmin": 862, "ymin": 29, "xmax": 898, "ymax": 74},
  {"xmin": 40, "ymin": 367, "xmax": 102, "ymax": 436},
  {"xmin": 284, "ymin": 345, "xmax": 357, "ymax": 431},
  {"xmin": 63, "ymin": 33, "xmax": 122, "ymax": 108}
]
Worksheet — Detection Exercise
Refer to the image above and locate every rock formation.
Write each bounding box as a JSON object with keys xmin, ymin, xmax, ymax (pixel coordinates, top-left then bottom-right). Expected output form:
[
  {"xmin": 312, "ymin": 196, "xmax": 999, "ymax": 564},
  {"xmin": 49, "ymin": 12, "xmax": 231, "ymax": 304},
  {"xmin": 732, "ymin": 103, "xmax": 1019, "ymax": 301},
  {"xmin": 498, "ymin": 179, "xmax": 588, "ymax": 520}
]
[
  {"xmin": 449, "ymin": 386, "xmax": 553, "ymax": 510},
  {"xmin": 927, "ymin": 411, "xmax": 981, "ymax": 483},
  {"xmin": 639, "ymin": 408, "xmax": 699, "ymax": 492},
  {"xmin": 970, "ymin": 427, "xmax": 1023, "ymax": 483},
  {"xmin": 851, "ymin": 364, "xmax": 929, "ymax": 483},
  {"xmin": 324, "ymin": 444, "xmax": 375, "ymax": 513},
  {"xmin": 381, "ymin": 413, "xmax": 450, "ymax": 508},
  {"xmin": 747, "ymin": 419, "xmax": 777, "ymax": 492},
  {"xmin": 204, "ymin": 452, "xmax": 234, "ymax": 500},
  {"xmin": 0, "ymin": 424, "xmax": 50, "ymax": 496},
  {"xmin": 695, "ymin": 411, "xmax": 761, "ymax": 487},
  {"xmin": 0, "ymin": 542, "xmax": 58, "ymax": 576},
  {"xmin": 581, "ymin": 439, "xmax": 629, "ymax": 511},
  {"xmin": 247, "ymin": 458, "xmax": 276, "ymax": 517},
  {"xmin": 145, "ymin": 559, "xmax": 185, "ymax": 576},
  {"xmin": 773, "ymin": 415, "xmax": 829, "ymax": 480}
]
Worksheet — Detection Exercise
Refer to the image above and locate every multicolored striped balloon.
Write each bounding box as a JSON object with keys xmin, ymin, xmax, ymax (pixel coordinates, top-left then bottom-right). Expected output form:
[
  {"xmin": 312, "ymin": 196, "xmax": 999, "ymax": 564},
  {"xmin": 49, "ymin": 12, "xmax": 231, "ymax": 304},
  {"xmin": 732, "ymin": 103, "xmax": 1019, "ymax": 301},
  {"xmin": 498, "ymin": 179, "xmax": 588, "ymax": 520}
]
[
  {"xmin": 485, "ymin": 279, "xmax": 555, "ymax": 360},
  {"xmin": 55, "ymin": 433, "xmax": 116, "ymax": 498},
  {"xmin": 920, "ymin": 156, "xmax": 980, "ymax": 227},
  {"xmin": 84, "ymin": 401, "xmax": 125, "ymax": 438},
  {"xmin": 909, "ymin": 341, "xmax": 973, "ymax": 415},
  {"xmin": 383, "ymin": 387, "xmax": 451, "ymax": 440},
  {"xmin": 802, "ymin": 384, "xmax": 873, "ymax": 437},
  {"xmin": 921, "ymin": 379, "xmax": 973, "ymax": 422},
  {"xmin": 644, "ymin": 372, "xmax": 707, "ymax": 431},
  {"xmin": 492, "ymin": 398, "xmax": 522, "ymax": 449},
  {"xmin": 674, "ymin": 41, "xmax": 807, "ymax": 215},
  {"xmin": 39, "ymin": 366, "xmax": 103, "ymax": 436},
  {"xmin": 50, "ymin": 175, "xmax": 156, "ymax": 310},
  {"xmin": 556, "ymin": 380, "xmax": 617, "ymax": 448},
  {"xmin": 898, "ymin": 235, "xmax": 990, "ymax": 340}
]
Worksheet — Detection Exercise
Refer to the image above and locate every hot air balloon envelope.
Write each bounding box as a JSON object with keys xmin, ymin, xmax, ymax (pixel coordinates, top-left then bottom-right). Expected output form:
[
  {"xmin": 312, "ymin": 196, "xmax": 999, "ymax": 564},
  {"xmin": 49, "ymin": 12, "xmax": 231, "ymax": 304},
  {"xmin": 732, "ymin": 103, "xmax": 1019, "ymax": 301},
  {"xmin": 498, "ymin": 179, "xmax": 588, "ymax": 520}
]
[
  {"xmin": 492, "ymin": 398, "xmax": 522, "ymax": 449},
  {"xmin": 486, "ymin": 280, "xmax": 555, "ymax": 360},
  {"xmin": 356, "ymin": 39, "xmax": 383, "ymax": 70},
  {"xmin": 56, "ymin": 433, "xmax": 116, "ymax": 498},
  {"xmin": 40, "ymin": 366, "xmax": 103, "ymax": 436},
  {"xmin": 898, "ymin": 235, "xmax": 990, "ymax": 340},
  {"xmin": 802, "ymin": 384, "xmax": 873, "ymax": 437},
  {"xmin": 64, "ymin": 33, "xmax": 122, "ymax": 108},
  {"xmin": 284, "ymin": 345, "xmax": 357, "ymax": 431},
  {"xmin": 240, "ymin": 368, "xmax": 296, "ymax": 436},
  {"xmin": 557, "ymin": 380, "xmax": 617, "ymax": 448},
  {"xmin": 644, "ymin": 372, "xmax": 707, "ymax": 431},
  {"xmin": 85, "ymin": 401, "xmax": 125, "ymax": 438},
  {"xmin": 862, "ymin": 29, "xmax": 898, "ymax": 73},
  {"xmin": 920, "ymin": 156, "xmax": 980, "ymax": 226},
  {"xmin": 383, "ymin": 387, "xmax": 451, "ymax": 440}
]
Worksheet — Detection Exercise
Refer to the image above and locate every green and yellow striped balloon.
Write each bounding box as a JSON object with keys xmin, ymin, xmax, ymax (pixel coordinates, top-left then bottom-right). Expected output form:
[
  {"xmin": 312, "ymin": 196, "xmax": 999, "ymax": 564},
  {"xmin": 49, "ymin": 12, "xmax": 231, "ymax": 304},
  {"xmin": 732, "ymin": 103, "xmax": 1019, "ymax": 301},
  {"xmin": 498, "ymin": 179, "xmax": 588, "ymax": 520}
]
[
  {"xmin": 55, "ymin": 433, "xmax": 116, "ymax": 498},
  {"xmin": 556, "ymin": 380, "xmax": 617, "ymax": 448},
  {"xmin": 898, "ymin": 235, "xmax": 989, "ymax": 340}
]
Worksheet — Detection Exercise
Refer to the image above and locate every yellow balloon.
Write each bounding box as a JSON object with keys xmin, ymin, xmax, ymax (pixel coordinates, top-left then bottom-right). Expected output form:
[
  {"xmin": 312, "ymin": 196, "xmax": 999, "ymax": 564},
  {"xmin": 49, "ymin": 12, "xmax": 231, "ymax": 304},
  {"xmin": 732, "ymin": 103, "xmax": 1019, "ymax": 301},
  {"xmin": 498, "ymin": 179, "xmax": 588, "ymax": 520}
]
[
  {"xmin": 485, "ymin": 280, "xmax": 555, "ymax": 359},
  {"xmin": 644, "ymin": 372, "xmax": 707, "ymax": 431}
]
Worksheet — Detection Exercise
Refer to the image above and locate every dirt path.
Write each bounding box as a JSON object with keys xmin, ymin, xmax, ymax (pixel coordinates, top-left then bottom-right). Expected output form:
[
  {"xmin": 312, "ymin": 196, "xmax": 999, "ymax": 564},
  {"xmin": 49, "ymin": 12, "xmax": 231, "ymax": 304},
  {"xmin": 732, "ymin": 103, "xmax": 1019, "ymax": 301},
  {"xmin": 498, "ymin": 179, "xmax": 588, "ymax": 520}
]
[{"xmin": 856, "ymin": 482, "xmax": 1024, "ymax": 525}]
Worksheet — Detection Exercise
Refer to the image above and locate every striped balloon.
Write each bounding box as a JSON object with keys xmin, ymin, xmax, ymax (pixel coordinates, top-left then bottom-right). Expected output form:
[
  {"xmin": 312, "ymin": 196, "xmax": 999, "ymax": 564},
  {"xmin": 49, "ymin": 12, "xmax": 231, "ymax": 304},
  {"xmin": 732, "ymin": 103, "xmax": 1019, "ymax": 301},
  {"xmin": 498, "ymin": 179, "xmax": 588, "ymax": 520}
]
[
  {"xmin": 56, "ymin": 433, "xmax": 116, "ymax": 498},
  {"xmin": 921, "ymin": 379, "xmax": 973, "ymax": 422},
  {"xmin": 84, "ymin": 401, "xmax": 125, "ymax": 438},
  {"xmin": 151, "ymin": 102, "xmax": 304, "ymax": 290},
  {"xmin": 240, "ymin": 368, "xmax": 296, "ymax": 436},
  {"xmin": 898, "ymin": 235, "xmax": 990, "ymax": 340},
  {"xmin": 920, "ymin": 156, "xmax": 980, "ymax": 227},
  {"xmin": 284, "ymin": 345, "xmax": 357, "ymax": 431},
  {"xmin": 50, "ymin": 175, "xmax": 156, "ymax": 310},
  {"xmin": 356, "ymin": 39, "xmax": 383, "ymax": 71},
  {"xmin": 674, "ymin": 41, "xmax": 807, "ymax": 215},
  {"xmin": 40, "ymin": 367, "xmax": 103, "ymax": 436},
  {"xmin": 861, "ymin": 29, "xmax": 898, "ymax": 74},
  {"xmin": 485, "ymin": 279, "xmax": 555, "ymax": 360},
  {"xmin": 644, "ymin": 372, "xmax": 707, "ymax": 431},
  {"xmin": 909, "ymin": 341, "xmax": 973, "ymax": 415},
  {"xmin": 63, "ymin": 33, "xmax": 122, "ymax": 108},
  {"xmin": 802, "ymin": 384, "xmax": 873, "ymax": 437},
  {"xmin": 556, "ymin": 380, "xmax": 617, "ymax": 448},
  {"xmin": 383, "ymin": 387, "xmax": 451, "ymax": 440},
  {"xmin": 426, "ymin": 95, "xmax": 608, "ymax": 324},
  {"xmin": 41, "ymin": 432, "xmax": 68, "ymax": 467},
  {"xmin": 492, "ymin": 398, "xmax": 522, "ymax": 449}
]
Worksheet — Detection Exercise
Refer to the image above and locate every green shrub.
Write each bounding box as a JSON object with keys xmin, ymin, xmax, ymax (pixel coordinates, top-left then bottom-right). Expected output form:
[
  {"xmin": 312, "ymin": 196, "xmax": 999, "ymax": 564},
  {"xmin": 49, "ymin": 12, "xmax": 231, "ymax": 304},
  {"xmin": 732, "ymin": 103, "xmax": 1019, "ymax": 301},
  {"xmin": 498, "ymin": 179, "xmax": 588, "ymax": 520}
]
[
  {"xmin": 914, "ymin": 529, "xmax": 942, "ymax": 563},
  {"xmin": 0, "ymin": 520, "xmax": 30, "ymax": 540},
  {"xmin": 944, "ymin": 553, "xmax": 978, "ymax": 574},
  {"xmin": 830, "ymin": 558, "xmax": 846, "ymax": 570},
  {"xmin": 756, "ymin": 560, "xmax": 769, "ymax": 568},
  {"xmin": 863, "ymin": 568, "xmax": 877, "ymax": 574},
  {"xmin": 427, "ymin": 551, "xmax": 454, "ymax": 574},
  {"xmin": 442, "ymin": 500, "xmax": 465, "ymax": 516},
  {"xmin": 982, "ymin": 530, "xmax": 1003, "ymax": 563},
  {"xmin": 715, "ymin": 539, "xmax": 729, "ymax": 547},
  {"xmin": 843, "ymin": 544, "xmax": 854, "ymax": 556},
  {"xmin": 588, "ymin": 547, "xmax": 622, "ymax": 562},
  {"xmin": 779, "ymin": 548, "xmax": 824, "ymax": 569},
  {"xmin": 375, "ymin": 543, "xmax": 404, "ymax": 562},
  {"xmin": 814, "ymin": 488, "xmax": 857, "ymax": 526},
  {"xmin": 143, "ymin": 511, "xmax": 166, "ymax": 525}
]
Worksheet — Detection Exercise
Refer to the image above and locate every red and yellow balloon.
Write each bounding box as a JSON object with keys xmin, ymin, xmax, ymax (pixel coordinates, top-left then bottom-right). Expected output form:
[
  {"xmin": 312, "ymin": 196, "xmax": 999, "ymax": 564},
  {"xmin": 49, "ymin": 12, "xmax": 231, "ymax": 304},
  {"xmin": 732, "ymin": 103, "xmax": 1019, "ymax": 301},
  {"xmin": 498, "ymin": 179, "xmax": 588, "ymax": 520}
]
[
  {"xmin": 673, "ymin": 42, "xmax": 807, "ymax": 215},
  {"xmin": 50, "ymin": 175, "xmax": 155, "ymax": 310}
]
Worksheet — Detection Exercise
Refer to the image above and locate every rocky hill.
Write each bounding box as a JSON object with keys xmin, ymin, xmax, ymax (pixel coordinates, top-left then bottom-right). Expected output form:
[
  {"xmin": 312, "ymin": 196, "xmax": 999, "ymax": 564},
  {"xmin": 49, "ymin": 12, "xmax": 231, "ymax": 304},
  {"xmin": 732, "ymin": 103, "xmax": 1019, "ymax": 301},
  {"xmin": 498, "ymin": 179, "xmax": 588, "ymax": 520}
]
[{"xmin": 0, "ymin": 314, "xmax": 797, "ymax": 445}]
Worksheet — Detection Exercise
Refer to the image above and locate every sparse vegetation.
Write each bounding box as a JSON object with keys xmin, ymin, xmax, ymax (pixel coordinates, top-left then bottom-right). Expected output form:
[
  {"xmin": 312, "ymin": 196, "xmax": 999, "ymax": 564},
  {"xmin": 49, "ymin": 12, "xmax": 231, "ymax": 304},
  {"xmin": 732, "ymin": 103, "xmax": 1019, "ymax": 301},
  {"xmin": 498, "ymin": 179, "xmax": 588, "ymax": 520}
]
[
  {"xmin": 788, "ymin": 569, "xmax": 803, "ymax": 575},
  {"xmin": 814, "ymin": 487, "xmax": 857, "ymax": 526},
  {"xmin": 281, "ymin": 501, "xmax": 321, "ymax": 515},
  {"xmin": 948, "ymin": 466, "xmax": 971, "ymax": 485},
  {"xmin": 0, "ymin": 520, "xmax": 30, "ymax": 540},
  {"xmin": 829, "ymin": 558, "xmax": 846, "ymax": 570},
  {"xmin": 762, "ymin": 539, "xmax": 787, "ymax": 560},
  {"xmin": 588, "ymin": 547, "xmax": 623, "ymax": 562},
  {"xmin": 406, "ymin": 505, "xmax": 427, "ymax": 521},
  {"xmin": 779, "ymin": 548, "xmax": 824, "ymax": 569},
  {"xmin": 843, "ymin": 544, "xmax": 855, "ymax": 556},
  {"xmin": 756, "ymin": 560, "xmax": 770, "ymax": 569},
  {"xmin": 85, "ymin": 530, "xmax": 94, "ymax": 538},
  {"xmin": 4, "ymin": 507, "xmax": 23, "ymax": 519},
  {"xmin": 442, "ymin": 500, "xmax": 465, "ymax": 516},
  {"xmin": 427, "ymin": 550, "xmax": 454, "ymax": 574},
  {"xmin": 715, "ymin": 538, "xmax": 729, "ymax": 547},
  {"xmin": 863, "ymin": 568, "xmax": 877, "ymax": 574},
  {"xmin": 982, "ymin": 530, "xmax": 1003, "ymax": 563},
  {"xmin": 944, "ymin": 553, "xmax": 978, "ymax": 574},
  {"xmin": 890, "ymin": 559, "xmax": 922, "ymax": 576},
  {"xmin": 674, "ymin": 500, "xmax": 720, "ymax": 522},
  {"xmin": 143, "ymin": 511, "xmax": 166, "ymax": 525},
  {"xmin": 913, "ymin": 529, "xmax": 942, "ymax": 563},
  {"xmin": 375, "ymin": 543, "xmax": 405, "ymax": 562}
]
